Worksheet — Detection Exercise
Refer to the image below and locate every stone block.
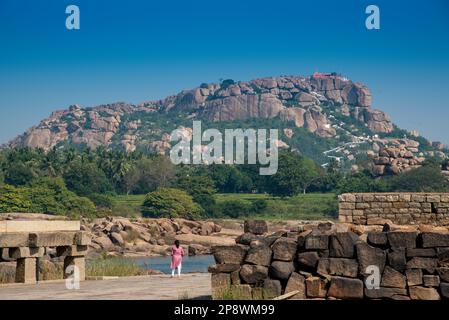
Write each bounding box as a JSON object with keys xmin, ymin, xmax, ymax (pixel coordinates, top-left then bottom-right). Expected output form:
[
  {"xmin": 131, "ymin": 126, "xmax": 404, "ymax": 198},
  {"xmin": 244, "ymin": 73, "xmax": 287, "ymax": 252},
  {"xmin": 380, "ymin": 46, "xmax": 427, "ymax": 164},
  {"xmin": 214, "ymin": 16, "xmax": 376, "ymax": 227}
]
[
  {"xmin": 0, "ymin": 233, "xmax": 29, "ymax": 248},
  {"xmin": 15, "ymin": 257, "xmax": 37, "ymax": 284},
  {"xmin": 406, "ymin": 248, "xmax": 436, "ymax": 258},
  {"xmin": 75, "ymin": 231, "xmax": 91, "ymax": 246},
  {"xmin": 271, "ymin": 238, "xmax": 297, "ymax": 261},
  {"xmin": 305, "ymin": 235, "xmax": 328, "ymax": 250},
  {"xmin": 406, "ymin": 269, "xmax": 423, "ymax": 286},
  {"xmin": 387, "ymin": 231, "xmax": 417, "ymax": 248},
  {"xmin": 213, "ymin": 245, "xmax": 247, "ymax": 264},
  {"xmin": 229, "ymin": 285, "xmax": 252, "ymax": 299},
  {"xmin": 239, "ymin": 264, "xmax": 268, "ymax": 284},
  {"xmin": 409, "ymin": 286, "xmax": 440, "ymax": 300},
  {"xmin": 208, "ymin": 264, "xmax": 241, "ymax": 274},
  {"xmin": 339, "ymin": 202, "xmax": 355, "ymax": 210},
  {"xmin": 0, "ymin": 220, "xmax": 80, "ymax": 233},
  {"xmin": 440, "ymin": 283, "xmax": 449, "ymax": 299},
  {"xmin": 364, "ymin": 287, "xmax": 407, "ymax": 299},
  {"xmin": 211, "ymin": 273, "xmax": 231, "ymax": 299},
  {"xmin": 420, "ymin": 232, "xmax": 449, "ymax": 247},
  {"xmin": 437, "ymin": 267, "xmax": 449, "ymax": 282},
  {"xmin": 367, "ymin": 232, "xmax": 388, "ymax": 247},
  {"xmin": 381, "ymin": 266, "xmax": 406, "ymax": 288},
  {"xmin": 423, "ymin": 275, "xmax": 440, "ymax": 287},
  {"xmin": 327, "ymin": 276, "xmax": 363, "ymax": 299},
  {"xmin": 230, "ymin": 270, "xmax": 240, "ymax": 285},
  {"xmin": 211, "ymin": 273, "xmax": 231, "ymax": 289},
  {"xmin": 329, "ymin": 232, "xmax": 357, "ymax": 258},
  {"xmin": 29, "ymin": 232, "xmax": 77, "ymax": 247},
  {"xmin": 339, "ymin": 194, "xmax": 356, "ymax": 202},
  {"xmin": 426, "ymin": 195, "xmax": 441, "ymax": 203},
  {"xmin": 298, "ymin": 251, "xmax": 319, "ymax": 268},
  {"xmin": 9, "ymin": 247, "xmax": 44, "ymax": 259},
  {"xmin": 263, "ymin": 279, "xmax": 282, "ymax": 299},
  {"xmin": 317, "ymin": 258, "xmax": 358, "ymax": 278},
  {"xmin": 356, "ymin": 242, "xmax": 386, "ymax": 275},
  {"xmin": 56, "ymin": 245, "xmax": 88, "ymax": 257},
  {"xmin": 244, "ymin": 245, "xmax": 272, "ymax": 266},
  {"xmin": 284, "ymin": 272, "xmax": 306, "ymax": 299},
  {"xmin": 270, "ymin": 261, "xmax": 294, "ymax": 280},
  {"xmin": 407, "ymin": 257, "xmax": 437, "ymax": 272},
  {"xmin": 306, "ymin": 276, "xmax": 327, "ymax": 298}
]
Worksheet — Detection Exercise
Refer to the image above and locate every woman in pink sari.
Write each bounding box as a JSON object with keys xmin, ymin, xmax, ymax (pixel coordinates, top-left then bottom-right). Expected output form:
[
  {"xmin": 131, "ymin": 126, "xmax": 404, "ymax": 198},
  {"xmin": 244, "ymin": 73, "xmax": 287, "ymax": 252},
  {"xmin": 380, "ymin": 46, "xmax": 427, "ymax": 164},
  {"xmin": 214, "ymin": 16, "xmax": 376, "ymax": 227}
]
[{"xmin": 170, "ymin": 240, "xmax": 185, "ymax": 278}]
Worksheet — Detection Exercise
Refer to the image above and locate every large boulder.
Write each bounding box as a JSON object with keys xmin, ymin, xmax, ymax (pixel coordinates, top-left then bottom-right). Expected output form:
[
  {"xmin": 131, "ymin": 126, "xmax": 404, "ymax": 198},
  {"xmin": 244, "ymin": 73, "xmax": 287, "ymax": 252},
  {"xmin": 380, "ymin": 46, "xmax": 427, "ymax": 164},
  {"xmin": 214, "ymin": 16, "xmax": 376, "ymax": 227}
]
[
  {"xmin": 270, "ymin": 261, "xmax": 294, "ymax": 280},
  {"xmin": 236, "ymin": 233, "xmax": 258, "ymax": 245},
  {"xmin": 239, "ymin": 264, "xmax": 268, "ymax": 284},
  {"xmin": 110, "ymin": 232, "xmax": 124, "ymax": 246},
  {"xmin": 327, "ymin": 276, "xmax": 363, "ymax": 299},
  {"xmin": 244, "ymin": 220, "xmax": 268, "ymax": 235},
  {"xmin": 271, "ymin": 238, "xmax": 297, "ymax": 261},
  {"xmin": 244, "ymin": 245, "xmax": 272, "ymax": 266},
  {"xmin": 213, "ymin": 246, "xmax": 247, "ymax": 264}
]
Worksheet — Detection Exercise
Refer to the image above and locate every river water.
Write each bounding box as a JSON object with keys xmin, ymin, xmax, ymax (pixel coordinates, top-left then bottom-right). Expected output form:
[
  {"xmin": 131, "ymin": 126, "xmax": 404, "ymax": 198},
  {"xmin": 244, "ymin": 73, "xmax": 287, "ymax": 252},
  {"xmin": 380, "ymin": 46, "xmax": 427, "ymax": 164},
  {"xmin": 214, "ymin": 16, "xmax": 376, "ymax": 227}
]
[{"xmin": 130, "ymin": 255, "xmax": 215, "ymax": 274}]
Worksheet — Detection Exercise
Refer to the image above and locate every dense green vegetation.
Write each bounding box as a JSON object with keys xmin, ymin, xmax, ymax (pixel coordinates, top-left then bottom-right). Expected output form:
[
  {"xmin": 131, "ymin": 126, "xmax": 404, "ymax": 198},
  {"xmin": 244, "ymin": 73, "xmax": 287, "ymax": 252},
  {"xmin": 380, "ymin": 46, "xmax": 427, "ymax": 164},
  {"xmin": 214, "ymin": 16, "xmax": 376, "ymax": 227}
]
[{"xmin": 0, "ymin": 147, "xmax": 447, "ymax": 219}]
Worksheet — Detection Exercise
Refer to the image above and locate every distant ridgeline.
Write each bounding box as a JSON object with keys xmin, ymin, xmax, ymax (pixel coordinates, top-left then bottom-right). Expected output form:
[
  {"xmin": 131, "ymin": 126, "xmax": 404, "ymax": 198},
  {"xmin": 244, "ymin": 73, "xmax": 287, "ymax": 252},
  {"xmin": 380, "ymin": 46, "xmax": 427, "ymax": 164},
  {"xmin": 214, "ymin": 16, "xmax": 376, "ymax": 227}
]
[{"xmin": 3, "ymin": 74, "xmax": 448, "ymax": 172}]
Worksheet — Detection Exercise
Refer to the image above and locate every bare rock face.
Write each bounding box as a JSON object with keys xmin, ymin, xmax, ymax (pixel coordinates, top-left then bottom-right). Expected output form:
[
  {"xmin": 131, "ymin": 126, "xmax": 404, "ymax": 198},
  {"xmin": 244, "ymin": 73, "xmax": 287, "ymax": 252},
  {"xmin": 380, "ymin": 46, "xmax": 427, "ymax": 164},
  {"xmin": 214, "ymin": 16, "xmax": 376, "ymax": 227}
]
[
  {"xmin": 3, "ymin": 74, "xmax": 401, "ymax": 153},
  {"xmin": 372, "ymin": 139, "xmax": 426, "ymax": 176}
]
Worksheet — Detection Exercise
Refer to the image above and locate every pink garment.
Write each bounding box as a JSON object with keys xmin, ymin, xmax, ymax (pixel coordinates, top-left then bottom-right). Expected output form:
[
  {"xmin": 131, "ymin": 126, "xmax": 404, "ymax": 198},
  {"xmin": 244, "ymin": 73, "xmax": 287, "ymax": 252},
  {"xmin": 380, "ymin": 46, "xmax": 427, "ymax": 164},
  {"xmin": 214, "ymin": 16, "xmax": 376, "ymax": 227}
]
[{"xmin": 170, "ymin": 245, "xmax": 185, "ymax": 269}]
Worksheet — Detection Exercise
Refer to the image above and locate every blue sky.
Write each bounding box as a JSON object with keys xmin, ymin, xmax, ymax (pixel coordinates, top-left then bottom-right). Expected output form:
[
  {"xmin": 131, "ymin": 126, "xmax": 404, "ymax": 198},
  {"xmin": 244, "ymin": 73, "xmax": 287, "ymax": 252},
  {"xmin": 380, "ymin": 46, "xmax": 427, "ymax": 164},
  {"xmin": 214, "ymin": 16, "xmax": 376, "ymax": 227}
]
[{"xmin": 0, "ymin": 0, "xmax": 448, "ymax": 144}]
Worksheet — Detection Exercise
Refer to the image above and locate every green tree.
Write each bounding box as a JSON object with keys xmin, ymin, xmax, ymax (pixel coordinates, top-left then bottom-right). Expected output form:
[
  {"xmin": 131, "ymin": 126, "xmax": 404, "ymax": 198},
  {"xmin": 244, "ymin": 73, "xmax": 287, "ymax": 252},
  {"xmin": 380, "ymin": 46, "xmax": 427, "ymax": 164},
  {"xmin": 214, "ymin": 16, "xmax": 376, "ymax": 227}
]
[
  {"xmin": 268, "ymin": 152, "xmax": 321, "ymax": 196},
  {"xmin": 389, "ymin": 165, "xmax": 449, "ymax": 192},
  {"xmin": 63, "ymin": 161, "xmax": 113, "ymax": 196},
  {"xmin": 336, "ymin": 171, "xmax": 389, "ymax": 193},
  {"xmin": 141, "ymin": 188, "xmax": 203, "ymax": 219}
]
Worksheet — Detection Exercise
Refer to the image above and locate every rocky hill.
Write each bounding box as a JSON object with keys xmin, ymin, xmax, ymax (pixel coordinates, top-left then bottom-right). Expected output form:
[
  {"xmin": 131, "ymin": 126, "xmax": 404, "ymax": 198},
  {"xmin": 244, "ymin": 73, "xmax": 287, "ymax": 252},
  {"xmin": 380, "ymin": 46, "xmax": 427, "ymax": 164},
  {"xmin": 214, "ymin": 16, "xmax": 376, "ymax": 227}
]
[{"xmin": 3, "ymin": 74, "xmax": 448, "ymax": 172}]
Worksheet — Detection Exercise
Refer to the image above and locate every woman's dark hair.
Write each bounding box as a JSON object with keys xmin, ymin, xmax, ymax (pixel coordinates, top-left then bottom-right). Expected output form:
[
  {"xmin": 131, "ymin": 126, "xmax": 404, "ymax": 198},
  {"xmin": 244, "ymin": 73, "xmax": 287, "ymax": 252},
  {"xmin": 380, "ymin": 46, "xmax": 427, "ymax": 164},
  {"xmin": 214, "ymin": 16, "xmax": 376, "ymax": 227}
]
[{"xmin": 174, "ymin": 240, "xmax": 180, "ymax": 248}]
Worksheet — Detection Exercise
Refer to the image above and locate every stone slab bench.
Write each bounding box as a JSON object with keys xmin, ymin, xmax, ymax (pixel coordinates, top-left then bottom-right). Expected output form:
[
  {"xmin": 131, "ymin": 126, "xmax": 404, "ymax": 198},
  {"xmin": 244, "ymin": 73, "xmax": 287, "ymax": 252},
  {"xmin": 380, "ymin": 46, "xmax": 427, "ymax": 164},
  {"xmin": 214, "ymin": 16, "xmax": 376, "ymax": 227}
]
[{"xmin": 0, "ymin": 219, "xmax": 90, "ymax": 284}]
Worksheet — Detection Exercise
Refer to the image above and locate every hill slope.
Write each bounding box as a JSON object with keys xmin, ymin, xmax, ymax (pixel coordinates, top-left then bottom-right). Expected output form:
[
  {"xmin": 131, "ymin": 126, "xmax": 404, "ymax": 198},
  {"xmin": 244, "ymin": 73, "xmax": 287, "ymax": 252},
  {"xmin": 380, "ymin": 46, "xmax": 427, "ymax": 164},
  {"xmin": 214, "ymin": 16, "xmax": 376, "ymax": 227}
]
[{"xmin": 3, "ymin": 74, "xmax": 448, "ymax": 172}]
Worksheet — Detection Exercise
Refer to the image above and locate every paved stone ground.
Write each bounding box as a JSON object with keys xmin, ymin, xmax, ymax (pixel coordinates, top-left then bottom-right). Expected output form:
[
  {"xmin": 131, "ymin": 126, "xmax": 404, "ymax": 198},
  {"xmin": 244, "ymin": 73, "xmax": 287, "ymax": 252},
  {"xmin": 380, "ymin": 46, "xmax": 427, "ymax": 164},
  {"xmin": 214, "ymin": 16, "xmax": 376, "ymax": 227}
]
[{"xmin": 0, "ymin": 273, "xmax": 211, "ymax": 300}]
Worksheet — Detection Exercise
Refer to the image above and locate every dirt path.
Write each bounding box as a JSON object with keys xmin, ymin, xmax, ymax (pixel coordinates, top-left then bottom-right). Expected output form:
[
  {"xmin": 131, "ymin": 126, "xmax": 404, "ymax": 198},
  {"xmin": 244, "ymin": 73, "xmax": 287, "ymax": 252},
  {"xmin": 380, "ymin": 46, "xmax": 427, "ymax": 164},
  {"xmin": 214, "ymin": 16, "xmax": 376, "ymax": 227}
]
[{"xmin": 0, "ymin": 273, "xmax": 211, "ymax": 300}]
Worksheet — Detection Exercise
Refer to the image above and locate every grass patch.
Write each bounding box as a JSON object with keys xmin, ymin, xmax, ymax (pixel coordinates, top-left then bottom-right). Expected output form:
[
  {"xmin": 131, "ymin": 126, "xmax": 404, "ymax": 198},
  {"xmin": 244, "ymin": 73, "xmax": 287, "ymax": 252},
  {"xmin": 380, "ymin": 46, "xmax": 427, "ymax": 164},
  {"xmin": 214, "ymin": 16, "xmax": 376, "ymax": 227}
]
[
  {"xmin": 111, "ymin": 194, "xmax": 145, "ymax": 217},
  {"xmin": 86, "ymin": 258, "xmax": 143, "ymax": 277},
  {"xmin": 111, "ymin": 193, "xmax": 338, "ymax": 220},
  {"xmin": 214, "ymin": 193, "xmax": 338, "ymax": 220}
]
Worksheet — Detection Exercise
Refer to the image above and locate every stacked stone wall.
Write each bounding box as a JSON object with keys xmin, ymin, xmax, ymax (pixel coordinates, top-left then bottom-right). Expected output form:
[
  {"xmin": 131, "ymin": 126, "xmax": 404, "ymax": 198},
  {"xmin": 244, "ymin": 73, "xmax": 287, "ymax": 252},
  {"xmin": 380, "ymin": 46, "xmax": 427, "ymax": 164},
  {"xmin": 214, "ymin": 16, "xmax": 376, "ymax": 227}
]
[
  {"xmin": 339, "ymin": 193, "xmax": 449, "ymax": 225},
  {"xmin": 209, "ymin": 220, "xmax": 449, "ymax": 300}
]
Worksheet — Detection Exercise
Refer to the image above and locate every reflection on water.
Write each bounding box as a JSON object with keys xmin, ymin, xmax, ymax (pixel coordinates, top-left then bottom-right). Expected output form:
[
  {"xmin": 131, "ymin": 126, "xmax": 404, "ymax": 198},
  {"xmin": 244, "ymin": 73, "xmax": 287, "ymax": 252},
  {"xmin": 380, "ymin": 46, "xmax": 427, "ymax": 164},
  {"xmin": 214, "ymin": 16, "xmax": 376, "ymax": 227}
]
[{"xmin": 130, "ymin": 255, "xmax": 215, "ymax": 274}]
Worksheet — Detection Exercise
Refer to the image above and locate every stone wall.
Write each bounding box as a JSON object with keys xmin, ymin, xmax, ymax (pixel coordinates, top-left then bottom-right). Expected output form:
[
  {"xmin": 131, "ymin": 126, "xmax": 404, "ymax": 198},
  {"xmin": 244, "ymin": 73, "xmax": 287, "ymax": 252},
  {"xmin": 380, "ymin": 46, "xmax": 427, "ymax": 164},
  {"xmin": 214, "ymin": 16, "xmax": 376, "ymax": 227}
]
[
  {"xmin": 339, "ymin": 193, "xmax": 449, "ymax": 225},
  {"xmin": 209, "ymin": 220, "xmax": 449, "ymax": 300}
]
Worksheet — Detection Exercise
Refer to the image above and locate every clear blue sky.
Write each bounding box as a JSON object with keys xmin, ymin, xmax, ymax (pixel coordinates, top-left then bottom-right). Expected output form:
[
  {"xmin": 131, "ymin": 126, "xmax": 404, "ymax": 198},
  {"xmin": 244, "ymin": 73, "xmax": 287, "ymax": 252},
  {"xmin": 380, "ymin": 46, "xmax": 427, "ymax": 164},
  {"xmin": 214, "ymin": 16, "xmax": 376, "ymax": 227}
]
[{"xmin": 0, "ymin": 0, "xmax": 448, "ymax": 144}]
